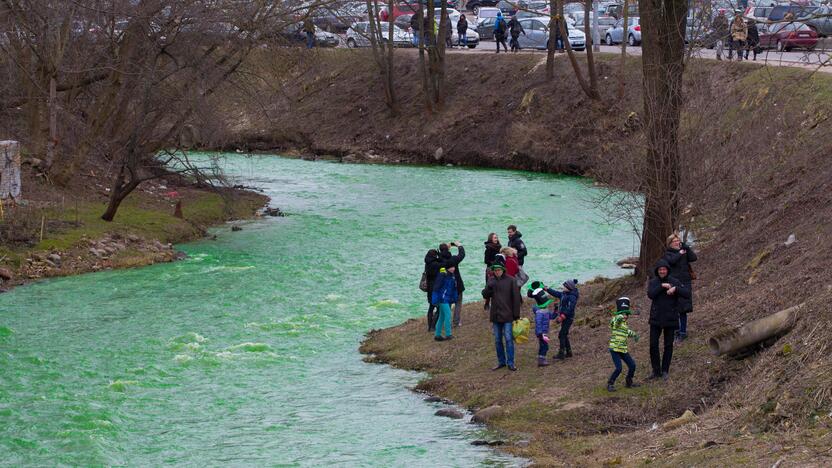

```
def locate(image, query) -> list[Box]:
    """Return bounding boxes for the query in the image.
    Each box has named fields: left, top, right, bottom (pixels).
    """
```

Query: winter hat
left=490, top=263, right=506, bottom=271
left=528, top=283, right=554, bottom=308
left=615, top=297, right=632, bottom=315
left=493, top=253, right=506, bottom=266
left=562, top=279, right=578, bottom=291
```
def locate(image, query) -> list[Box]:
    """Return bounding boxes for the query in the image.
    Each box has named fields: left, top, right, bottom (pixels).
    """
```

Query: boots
left=556, top=349, right=565, bottom=360
left=607, top=383, right=616, bottom=392
left=537, top=356, right=550, bottom=367
left=565, top=347, right=573, bottom=358
left=625, top=379, right=640, bottom=388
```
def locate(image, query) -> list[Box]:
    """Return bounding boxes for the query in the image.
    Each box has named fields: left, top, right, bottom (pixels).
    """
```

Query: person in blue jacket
left=431, top=266, right=458, bottom=341
left=545, top=279, right=579, bottom=360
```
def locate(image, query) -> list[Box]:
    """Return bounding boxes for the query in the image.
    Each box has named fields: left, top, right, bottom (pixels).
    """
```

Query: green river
left=0, top=155, right=637, bottom=466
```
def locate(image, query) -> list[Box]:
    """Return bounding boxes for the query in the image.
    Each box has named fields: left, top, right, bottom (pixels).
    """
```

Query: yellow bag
left=512, top=318, right=530, bottom=344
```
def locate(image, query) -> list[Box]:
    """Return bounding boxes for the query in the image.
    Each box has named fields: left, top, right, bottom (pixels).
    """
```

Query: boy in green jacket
left=607, top=297, right=640, bottom=392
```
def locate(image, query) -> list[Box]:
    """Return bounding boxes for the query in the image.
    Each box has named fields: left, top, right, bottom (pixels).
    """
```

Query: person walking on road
left=432, top=266, right=458, bottom=341
left=439, top=242, right=466, bottom=327
left=744, top=18, right=759, bottom=61
left=508, top=14, right=526, bottom=52
left=711, top=9, right=729, bottom=60
left=553, top=14, right=568, bottom=52
left=303, top=17, right=316, bottom=49
left=424, top=249, right=442, bottom=331
left=647, top=259, right=690, bottom=381
left=494, top=12, right=508, bottom=53
left=457, top=13, right=469, bottom=48
left=507, top=225, right=527, bottom=266
left=729, top=12, right=747, bottom=61
left=482, top=263, right=521, bottom=371
left=483, top=233, right=502, bottom=310
left=662, top=234, right=697, bottom=342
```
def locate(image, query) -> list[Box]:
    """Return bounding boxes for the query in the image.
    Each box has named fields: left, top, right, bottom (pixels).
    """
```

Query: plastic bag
left=512, top=318, right=530, bottom=344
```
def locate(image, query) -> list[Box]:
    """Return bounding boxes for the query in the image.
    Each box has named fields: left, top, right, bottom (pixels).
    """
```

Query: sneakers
left=537, top=357, right=550, bottom=367
left=607, top=383, right=616, bottom=392
left=444, top=335, right=454, bottom=341
left=662, top=372, right=670, bottom=382
left=508, top=365, right=518, bottom=371
left=625, top=380, right=640, bottom=388
left=565, top=349, right=573, bottom=358
left=434, top=336, right=445, bottom=342
left=647, top=372, right=662, bottom=381
left=555, top=350, right=566, bottom=360
left=491, top=364, right=506, bottom=371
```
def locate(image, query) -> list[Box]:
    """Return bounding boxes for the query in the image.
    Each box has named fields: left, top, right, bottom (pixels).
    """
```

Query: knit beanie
left=615, top=297, right=632, bottom=315
left=563, top=279, right=578, bottom=291
left=528, top=284, right=554, bottom=308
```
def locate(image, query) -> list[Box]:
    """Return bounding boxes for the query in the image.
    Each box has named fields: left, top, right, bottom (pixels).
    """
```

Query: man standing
left=457, top=14, right=469, bottom=49
left=507, top=14, right=526, bottom=52
left=303, top=16, right=316, bottom=49
left=482, top=263, right=521, bottom=371
left=439, top=241, right=466, bottom=327
left=647, top=259, right=690, bottom=381
left=711, top=9, right=729, bottom=60
left=507, top=225, right=527, bottom=266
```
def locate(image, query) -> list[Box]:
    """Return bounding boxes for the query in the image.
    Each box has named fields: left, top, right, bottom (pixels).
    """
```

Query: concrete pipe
left=708, top=303, right=804, bottom=356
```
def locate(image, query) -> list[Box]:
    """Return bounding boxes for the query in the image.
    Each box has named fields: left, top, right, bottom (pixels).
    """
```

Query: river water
left=0, top=155, right=637, bottom=466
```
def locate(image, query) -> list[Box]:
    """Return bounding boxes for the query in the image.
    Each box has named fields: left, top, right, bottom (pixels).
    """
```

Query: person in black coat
left=439, top=242, right=466, bottom=327
left=424, top=249, right=442, bottom=331
left=483, top=233, right=502, bottom=310
left=647, top=258, right=690, bottom=381
left=482, top=263, right=521, bottom=371
left=744, top=18, right=759, bottom=61
left=662, top=234, right=698, bottom=341
left=507, top=225, right=527, bottom=266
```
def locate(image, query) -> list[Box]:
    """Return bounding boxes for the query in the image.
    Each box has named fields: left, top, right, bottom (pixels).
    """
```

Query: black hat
left=615, top=297, right=631, bottom=315
left=528, top=283, right=554, bottom=308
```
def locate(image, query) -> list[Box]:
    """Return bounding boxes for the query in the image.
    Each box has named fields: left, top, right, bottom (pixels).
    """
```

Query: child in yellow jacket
left=608, top=297, right=640, bottom=392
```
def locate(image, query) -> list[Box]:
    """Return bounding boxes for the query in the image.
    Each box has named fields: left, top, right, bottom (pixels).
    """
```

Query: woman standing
left=729, top=13, right=747, bottom=61
left=662, top=233, right=697, bottom=341
left=499, top=247, right=519, bottom=278
left=745, top=18, right=759, bottom=61
left=424, top=249, right=442, bottom=332
left=647, top=259, right=689, bottom=381
left=483, top=233, right=502, bottom=310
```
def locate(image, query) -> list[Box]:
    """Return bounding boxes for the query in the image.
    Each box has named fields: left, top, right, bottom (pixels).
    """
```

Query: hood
left=510, top=231, right=522, bottom=239
left=484, top=240, right=502, bottom=250
left=654, top=259, right=671, bottom=278
left=425, top=252, right=440, bottom=264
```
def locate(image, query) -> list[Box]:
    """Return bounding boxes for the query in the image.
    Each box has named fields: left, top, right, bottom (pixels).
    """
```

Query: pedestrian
left=545, top=279, right=579, bottom=360
left=499, top=246, right=519, bottom=278
left=303, top=17, right=316, bottom=49
left=442, top=10, right=453, bottom=48
left=528, top=281, right=557, bottom=367
left=507, top=14, right=526, bottom=52
left=411, top=10, right=423, bottom=47
left=482, top=263, right=521, bottom=371
left=457, top=13, right=469, bottom=48
left=607, top=297, right=640, bottom=392
left=424, top=248, right=442, bottom=331
left=662, top=233, right=697, bottom=342
left=745, top=18, right=759, bottom=61
left=647, top=259, right=690, bottom=381
left=431, top=266, right=458, bottom=341
left=494, top=12, right=508, bottom=53
left=439, top=242, right=466, bottom=327
left=553, top=14, right=568, bottom=52
left=506, top=224, right=527, bottom=266
left=424, top=12, right=433, bottom=47
left=483, top=233, right=502, bottom=310
left=729, top=12, right=747, bottom=61
left=711, top=9, right=729, bottom=60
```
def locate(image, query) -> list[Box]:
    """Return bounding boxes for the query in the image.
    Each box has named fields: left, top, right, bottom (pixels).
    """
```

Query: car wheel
left=606, top=34, right=613, bottom=45
left=628, top=34, right=636, bottom=46
left=574, top=47, right=585, bottom=52
left=347, top=38, right=356, bottom=48
left=468, top=44, right=477, bottom=48
left=776, top=39, right=784, bottom=52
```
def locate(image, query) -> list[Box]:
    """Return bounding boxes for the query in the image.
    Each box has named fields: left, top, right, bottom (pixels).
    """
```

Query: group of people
left=711, top=9, right=761, bottom=61
left=409, top=10, right=471, bottom=48
left=422, top=226, right=698, bottom=390
left=492, top=11, right=570, bottom=54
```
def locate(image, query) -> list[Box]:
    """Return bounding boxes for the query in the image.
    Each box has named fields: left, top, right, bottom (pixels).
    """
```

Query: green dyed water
left=0, top=155, right=637, bottom=466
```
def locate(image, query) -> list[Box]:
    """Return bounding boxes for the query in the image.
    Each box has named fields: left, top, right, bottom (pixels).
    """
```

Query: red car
left=757, top=22, right=818, bottom=52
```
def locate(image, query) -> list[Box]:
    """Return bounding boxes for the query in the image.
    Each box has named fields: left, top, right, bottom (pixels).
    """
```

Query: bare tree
left=365, top=0, right=399, bottom=115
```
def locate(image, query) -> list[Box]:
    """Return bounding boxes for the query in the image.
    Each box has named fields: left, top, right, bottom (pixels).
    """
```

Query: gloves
left=633, top=333, right=640, bottom=343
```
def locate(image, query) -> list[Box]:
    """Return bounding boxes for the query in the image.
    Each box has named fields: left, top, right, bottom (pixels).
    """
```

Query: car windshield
left=478, top=9, right=500, bottom=18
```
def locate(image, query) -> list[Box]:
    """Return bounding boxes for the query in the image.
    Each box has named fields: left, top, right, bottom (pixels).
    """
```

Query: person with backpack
left=493, top=12, right=508, bottom=53
left=507, top=14, right=526, bottom=52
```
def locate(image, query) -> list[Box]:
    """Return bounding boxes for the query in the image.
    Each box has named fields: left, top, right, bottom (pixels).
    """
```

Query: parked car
left=767, top=4, right=818, bottom=22
left=604, top=16, right=640, bottom=46
left=346, top=21, right=412, bottom=47
left=497, top=0, right=519, bottom=16
left=467, top=0, right=500, bottom=16
left=570, top=11, right=617, bottom=31
left=395, top=13, right=415, bottom=32
left=515, top=16, right=586, bottom=51
left=806, top=5, right=832, bottom=36
left=282, top=22, right=341, bottom=47
left=758, top=21, right=818, bottom=51
left=432, top=8, right=481, bottom=47
left=476, top=16, right=498, bottom=39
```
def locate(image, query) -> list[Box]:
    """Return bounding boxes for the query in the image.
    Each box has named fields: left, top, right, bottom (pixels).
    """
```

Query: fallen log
left=708, top=304, right=804, bottom=356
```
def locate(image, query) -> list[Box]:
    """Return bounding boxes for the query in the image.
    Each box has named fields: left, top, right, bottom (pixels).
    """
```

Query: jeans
left=510, top=34, right=520, bottom=51
left=493, top=322, right=514, bottom=366
left=305, top=31, right=314, bottom=49
left=678, top=312, right=688, bottom=338
left=495, top=34, right=507, bottom=52
left=427, top=291, right=437, bottom=330
left=537, top=334, right=549, bottom=358
left=459, top=34, right=467, bottom=47
left=435, top=303, right=452, bottom=338
left=555, top=37, right=564, bottom=50
left=609, top=350, right=636, bottom=385
left=650, top=325, right=675, bottom=375
left=730, top=39, right=745, bottom=60
left=412, top=33, right=421, bottom=47
left=453, top=292, right=463, bottom=326
left=558, top=315, right=573, bottom=352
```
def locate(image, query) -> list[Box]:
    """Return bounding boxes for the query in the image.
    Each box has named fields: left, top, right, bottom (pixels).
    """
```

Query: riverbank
left=0, top=169, right=268, bottom=291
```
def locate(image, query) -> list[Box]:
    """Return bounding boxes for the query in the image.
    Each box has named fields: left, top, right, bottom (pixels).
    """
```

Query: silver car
left=604, top=16, right=641, bottom=46
left=346, top=21, right=412, bottom=48
left=515, top=16, right=586, bottom=51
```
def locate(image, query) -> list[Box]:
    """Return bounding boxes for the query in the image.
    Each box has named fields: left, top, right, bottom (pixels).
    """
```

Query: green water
left=0, top=155, right=637, bottom=466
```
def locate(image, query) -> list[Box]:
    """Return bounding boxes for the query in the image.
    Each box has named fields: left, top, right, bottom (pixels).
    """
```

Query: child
left=527, top=282, right=557, bottom=367
left=545, top=279, right=579, bottom=360
left=607, top=297, right=640, bottom=392
left=431, top=266, right=458, bottom=342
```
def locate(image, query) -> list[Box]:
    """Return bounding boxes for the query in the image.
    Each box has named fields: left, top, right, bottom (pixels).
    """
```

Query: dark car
left=466, top=0, right=499, bottom=16
left=758, top=21, right=818, bottom=51
left=476, top=16, right=497, bottom=40
left=497, top=0, right=518, bottom=16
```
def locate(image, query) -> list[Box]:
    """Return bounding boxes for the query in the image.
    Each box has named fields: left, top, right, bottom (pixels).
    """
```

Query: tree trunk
left=546, top=0, right=557, bottom=79
left=583, top=0, right=599, bottom=95
left=556, top=1, right=596, bottom=99
left=617, top=0, right=630, bottom=100
left=636, top=0, right=688, bottom=278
